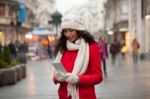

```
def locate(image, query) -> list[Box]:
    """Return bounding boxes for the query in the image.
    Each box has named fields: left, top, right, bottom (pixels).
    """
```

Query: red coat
left=53, top=43, right=103, bottom=99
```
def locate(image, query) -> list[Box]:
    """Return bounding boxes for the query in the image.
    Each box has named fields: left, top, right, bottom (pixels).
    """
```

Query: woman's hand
left=55, top=72, right=68, bottom=82
left=66, top=73, right=79, bottom=84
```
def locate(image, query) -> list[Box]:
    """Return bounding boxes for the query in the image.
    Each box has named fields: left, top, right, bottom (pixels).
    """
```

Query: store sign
left=18, top=4, right=26, bottom=23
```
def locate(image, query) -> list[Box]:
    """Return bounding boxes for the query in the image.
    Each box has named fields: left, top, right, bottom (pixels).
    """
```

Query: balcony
left=0, top=16, right=15, bottom=26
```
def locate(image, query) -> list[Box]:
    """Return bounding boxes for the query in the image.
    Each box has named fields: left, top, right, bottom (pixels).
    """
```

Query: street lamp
left=51, top=10, right=62, bottom=35
left=11, top=2, right=26, bottom=42
left=10, top=2, right=20, bottom=41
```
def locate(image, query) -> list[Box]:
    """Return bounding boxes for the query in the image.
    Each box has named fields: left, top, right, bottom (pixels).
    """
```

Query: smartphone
left=52, top=63, right=66, bottom=73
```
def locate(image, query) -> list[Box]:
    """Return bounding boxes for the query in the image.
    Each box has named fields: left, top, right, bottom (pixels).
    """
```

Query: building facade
left=104, top=0, right=150, bottom=56
left=128, top=0, right=150, bottom=56
left=0, top=0, right=33, bottom=45
left=0, top=0, right=56, bottom=46
left=104, top=0, right=129, bottom=48
left=141, top=0, right=150, bottom=54
left=20, top=0, right=56, bottom=28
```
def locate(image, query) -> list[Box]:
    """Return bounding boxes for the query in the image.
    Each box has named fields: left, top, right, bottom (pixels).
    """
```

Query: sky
left=56, top=0, right=88, bottom=15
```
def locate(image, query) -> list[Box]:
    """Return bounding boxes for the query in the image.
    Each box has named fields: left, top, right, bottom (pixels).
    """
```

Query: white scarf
left=54, top=39, right=89, bottom=99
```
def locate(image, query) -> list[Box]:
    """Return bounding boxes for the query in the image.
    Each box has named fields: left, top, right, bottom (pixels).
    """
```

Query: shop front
left=112, top=21, right=130, bottom=51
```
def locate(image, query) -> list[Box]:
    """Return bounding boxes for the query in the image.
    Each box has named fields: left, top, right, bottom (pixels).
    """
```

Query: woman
left=132, top=38, right=140, bottom=64
left=52, top=15, right=103, bottom=99
left=99, top=36, right=108, bottom=75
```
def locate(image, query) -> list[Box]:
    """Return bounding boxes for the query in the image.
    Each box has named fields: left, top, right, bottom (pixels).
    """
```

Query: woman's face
left=63, top=29, right=78, bottom=42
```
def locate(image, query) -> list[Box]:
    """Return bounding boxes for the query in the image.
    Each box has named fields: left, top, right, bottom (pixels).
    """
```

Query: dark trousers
left=102, top=58, right=107, bottom=74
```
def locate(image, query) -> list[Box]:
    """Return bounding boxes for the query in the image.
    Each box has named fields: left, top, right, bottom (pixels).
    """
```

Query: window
left=121, top=3, right=128, bottom=14
left=0, top=3, right=5, bottom=16
left=8, top=4, right=14, bottom=16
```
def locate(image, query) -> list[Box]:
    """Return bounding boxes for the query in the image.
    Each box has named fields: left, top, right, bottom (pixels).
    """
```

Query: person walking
left=99, top=36, right=108, bottom=75
left=52, top=14, right=103, bottom=99
left=0, top=42, right=3, bottom=54
left=132, top=38, right=140, bottom=64
left=8, top=42, right=17, bottom=60
left=121, top=43, right=128, bottom=59
left=47, top=42, right=53, bottom=58
left=109, top=37, right=121, bottom=65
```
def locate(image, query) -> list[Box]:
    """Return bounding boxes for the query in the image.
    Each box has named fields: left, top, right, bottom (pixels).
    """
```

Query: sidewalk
left=0, top=59, right=59, bottom=99
left=0, top=56, right=150, bottom=99
left=96, top=55, right=150, bottom=99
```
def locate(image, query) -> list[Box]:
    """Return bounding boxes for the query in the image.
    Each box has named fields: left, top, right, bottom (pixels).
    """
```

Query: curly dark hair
left=55, top=30, right=96, bottom=55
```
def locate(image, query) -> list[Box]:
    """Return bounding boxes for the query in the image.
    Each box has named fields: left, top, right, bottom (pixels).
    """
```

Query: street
left=0, top=55, right=150, bottom=99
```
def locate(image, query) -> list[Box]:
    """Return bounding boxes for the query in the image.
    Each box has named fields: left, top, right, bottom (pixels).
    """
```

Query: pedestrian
left=109, top=37, right=121, bottom=65
left=52, top=14, right=103, bottom=99
left=18, top=42, right=28, bottom=63
left=132, top=38, right=140, bottom=64
left=47, top=42, right=53, bottom=58
left=8, top=42, right=17, bottom=60
left=121, top=42, right=128, bottom=59
left=0, top=41, right=3, bottom=54
left=99, top=36, right=108, bottom=75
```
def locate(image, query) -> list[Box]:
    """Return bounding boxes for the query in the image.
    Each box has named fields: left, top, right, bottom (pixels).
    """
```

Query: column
left=136, top=0, right=143, bottom=54
left=145, top=16, right=150, bottom=53
left=128, top=0, right=132, bottom=52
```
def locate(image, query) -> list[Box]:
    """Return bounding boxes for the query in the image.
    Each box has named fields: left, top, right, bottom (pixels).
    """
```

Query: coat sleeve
left=53, top=73, right=59, bottom=84
left=53, top=73, right=65, bottom=84
left=79, top=43, right=103, bottom=86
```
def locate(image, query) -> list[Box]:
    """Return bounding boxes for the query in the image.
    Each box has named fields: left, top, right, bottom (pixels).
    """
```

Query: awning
left=28, top=26, right=55, bottom=35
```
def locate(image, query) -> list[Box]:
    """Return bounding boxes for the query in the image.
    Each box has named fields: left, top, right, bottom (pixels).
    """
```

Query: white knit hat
left=61, top=14, right=86, bottom=31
